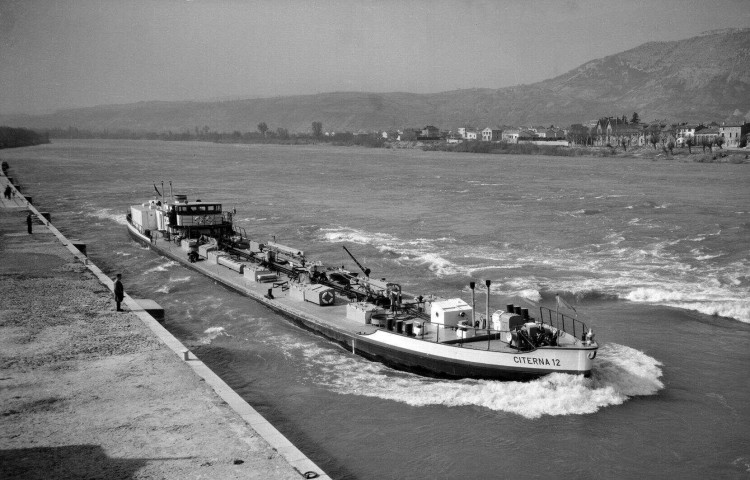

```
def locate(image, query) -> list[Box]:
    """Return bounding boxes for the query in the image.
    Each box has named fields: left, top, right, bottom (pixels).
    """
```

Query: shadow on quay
left=0, top=444, right=191, bottom=480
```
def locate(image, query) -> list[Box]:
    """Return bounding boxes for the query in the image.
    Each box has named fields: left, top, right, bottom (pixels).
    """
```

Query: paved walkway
left=0, top=169, right=329, bottom=479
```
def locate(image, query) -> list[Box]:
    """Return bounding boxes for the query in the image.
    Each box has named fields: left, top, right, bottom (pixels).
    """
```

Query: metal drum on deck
left=404, top=322, right=413, bottom=336
left=371, top=314, right=386, bottom=327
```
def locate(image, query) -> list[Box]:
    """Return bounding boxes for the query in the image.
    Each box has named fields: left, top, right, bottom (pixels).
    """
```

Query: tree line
left=0, top=126, right=50, bottom=149
left=42, top=121, right=386, bottom=148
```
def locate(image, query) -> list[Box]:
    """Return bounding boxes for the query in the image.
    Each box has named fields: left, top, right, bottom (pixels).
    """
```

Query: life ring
left=321, top=291, right=334, bottom=305
left=588, top=351, right=597, bottom=359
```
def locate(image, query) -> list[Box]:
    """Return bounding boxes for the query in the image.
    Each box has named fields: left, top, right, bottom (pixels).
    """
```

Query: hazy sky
left=1, top=0, right=748, bottom=114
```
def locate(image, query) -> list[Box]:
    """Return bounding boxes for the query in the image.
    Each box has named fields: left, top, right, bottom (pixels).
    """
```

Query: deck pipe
left=469, top=282, right=476, bottom=328
left=485, top=279, right=491, bottom=332
left=485, top=279, right=492, bottom=349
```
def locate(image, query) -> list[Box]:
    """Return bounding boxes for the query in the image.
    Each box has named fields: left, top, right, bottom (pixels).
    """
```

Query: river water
left=4, top=139, right=749, bottom=479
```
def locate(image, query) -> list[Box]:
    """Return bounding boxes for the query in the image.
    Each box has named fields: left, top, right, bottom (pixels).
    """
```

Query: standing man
left=114, top=274, right=124, bottom=311
left=26, top=213, right=32, bottom=234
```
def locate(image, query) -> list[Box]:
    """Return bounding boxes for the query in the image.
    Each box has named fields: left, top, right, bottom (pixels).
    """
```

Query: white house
left=482, top=127, right=502, bottom=142
left=458, top=127, right=477, bottom=140
left=501, top=129, right=520, bottom=143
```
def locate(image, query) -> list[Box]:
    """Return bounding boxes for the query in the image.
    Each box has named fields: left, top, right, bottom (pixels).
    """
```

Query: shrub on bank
left=423, top=140, right=582, bottom=157
left=694, top=152, right=749, bottom=164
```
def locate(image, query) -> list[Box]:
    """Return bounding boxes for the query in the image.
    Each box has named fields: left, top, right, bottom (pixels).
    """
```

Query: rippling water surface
left=6, top=140, right=750, bottom=479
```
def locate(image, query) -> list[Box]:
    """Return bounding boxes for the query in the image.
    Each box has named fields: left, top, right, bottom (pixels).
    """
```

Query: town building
left=501, top=129, right=520, bottom=143
left=457, top=127, right=477, bottom=140
left=694, top=127, right=721, bottom=146
left=595, top=118, right=643, bottom=147
left=481, top=127, right=502, bottom=142
left=719, top=123, right=750, bottom=148
left=419, top=126, right=440, bottom=140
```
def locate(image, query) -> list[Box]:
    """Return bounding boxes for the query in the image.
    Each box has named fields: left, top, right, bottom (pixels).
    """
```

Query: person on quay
left=114, top=274, right=125, bottom=311
left=26, top=213, right=32, bottom=234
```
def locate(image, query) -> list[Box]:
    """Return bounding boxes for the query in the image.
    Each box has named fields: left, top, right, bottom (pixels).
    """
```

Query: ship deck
left=141, top=232, right=532, bottom=354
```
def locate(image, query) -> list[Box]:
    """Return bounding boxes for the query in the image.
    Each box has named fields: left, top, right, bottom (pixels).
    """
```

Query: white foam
left=664, top=300, right=750, bottom=324
left=516, top=289, right=543, bottom=303
left=692, top=248, right=722, bottom=261
left=143, top=261, right=178, bottom=275
left=87, top=208, right=127, bottom=226
left=626, top=287, right=696, bottom=303
left=321, top=226, right=466, bottom=278
left=200, top=326, right=229, bottom=344
left=298, top=342, right=662, bottom=419
left=321, top=226, right=397, bottom=246
left=318, top=226, right=750, bottom=323
left=152, top=273, right=192, bottom=294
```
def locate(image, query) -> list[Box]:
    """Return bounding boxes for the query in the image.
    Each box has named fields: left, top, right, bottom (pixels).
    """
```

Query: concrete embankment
left=0, top=169, right=329, bottom=479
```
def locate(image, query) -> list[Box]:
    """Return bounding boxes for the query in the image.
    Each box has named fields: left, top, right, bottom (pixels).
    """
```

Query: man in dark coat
left=114, top=274, right=124, bottom=311
left=26, top=213, right=32, bottom=234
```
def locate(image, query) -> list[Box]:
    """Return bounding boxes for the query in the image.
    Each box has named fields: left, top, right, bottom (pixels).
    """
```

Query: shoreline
left=0, top=169, right=329, bottom=479
left=31, top=135, right=750, bottom=163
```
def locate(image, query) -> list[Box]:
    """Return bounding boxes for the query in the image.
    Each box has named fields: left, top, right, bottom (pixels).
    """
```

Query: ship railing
left=233, top=225, right=247, bottom=240
left=426, top=326, right=534, bottom=352
left=395, top=315, right=527, bottom=352
left=538, top=306, right=588, bottom=340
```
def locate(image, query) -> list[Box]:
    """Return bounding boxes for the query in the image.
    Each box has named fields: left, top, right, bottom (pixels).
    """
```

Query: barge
left=126, top=192, right=598, bottom=380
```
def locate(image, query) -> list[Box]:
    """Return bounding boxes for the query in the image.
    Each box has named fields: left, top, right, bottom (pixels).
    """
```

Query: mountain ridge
left=2, top=28, right=748, bottom=133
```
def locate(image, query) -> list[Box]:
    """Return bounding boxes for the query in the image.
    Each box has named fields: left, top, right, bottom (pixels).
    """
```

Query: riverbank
left=420, top=140, right=750, bottom=162
left=0, top=173, right=327, bottom=479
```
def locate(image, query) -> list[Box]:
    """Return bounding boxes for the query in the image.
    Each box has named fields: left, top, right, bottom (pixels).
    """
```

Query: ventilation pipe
left=485, top=280, right=491, bottom=332
left=470, top=281, right=476, bottom=328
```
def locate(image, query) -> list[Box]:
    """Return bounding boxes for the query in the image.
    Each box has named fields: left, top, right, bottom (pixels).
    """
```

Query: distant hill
left=2, top=28, right=748, bottom=133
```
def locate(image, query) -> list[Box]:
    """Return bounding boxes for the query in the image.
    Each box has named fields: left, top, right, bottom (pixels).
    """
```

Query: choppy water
left=5, top=139, right=750, bottom=479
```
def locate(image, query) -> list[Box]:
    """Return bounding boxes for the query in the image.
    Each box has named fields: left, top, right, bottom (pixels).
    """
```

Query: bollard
left=183, top=350, right=190, bottom=361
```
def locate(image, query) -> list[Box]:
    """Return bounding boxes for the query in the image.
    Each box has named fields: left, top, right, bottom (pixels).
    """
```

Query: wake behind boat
left=126, top=191, right=598, bottom=380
